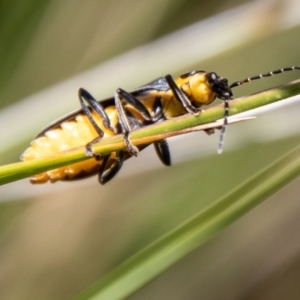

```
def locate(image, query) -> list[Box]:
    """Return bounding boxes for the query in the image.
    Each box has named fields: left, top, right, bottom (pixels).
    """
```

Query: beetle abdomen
left=21, top=109, right=117, bottom=183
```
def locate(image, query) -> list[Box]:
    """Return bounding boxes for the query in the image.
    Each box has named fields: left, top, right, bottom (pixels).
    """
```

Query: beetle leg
left=151, top=96, right=165, bottom=121
left=204, top=128, right=215, bottom=135
left=98, top=151, right=124, bottom=184
left=114, top=88, right=152, bottom=157
left=151, top=97, right=172, bottom=165
left=116, top=88, right=152, bottom=121
left=79, top=88, right=115, bottom=134
left=85, top=141, right=103, bottom=161
left=79, top=88, right=117, bottom=160
left=154, top=140, right=171, bottom=166
left=165, top=74, right=200, bottom=115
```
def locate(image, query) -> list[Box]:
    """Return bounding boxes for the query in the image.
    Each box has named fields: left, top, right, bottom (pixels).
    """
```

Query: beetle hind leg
left=98, top=151, right=125, bottom=184
left=79, top=88, right=116, bottom=161
left=85, top=141, right=103, bottom=161
left=79, top=88, right=114, bottom=133
left=123, top=132, right=139, bottom=157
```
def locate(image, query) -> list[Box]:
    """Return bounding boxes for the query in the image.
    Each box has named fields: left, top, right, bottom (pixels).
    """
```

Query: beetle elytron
left=21, top=66, right=300, bottom=184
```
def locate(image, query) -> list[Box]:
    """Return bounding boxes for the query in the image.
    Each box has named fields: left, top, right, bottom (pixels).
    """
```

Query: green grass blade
left=73, top=135, right=300, bottom=300
left=0, top=79, right=300, bottom=185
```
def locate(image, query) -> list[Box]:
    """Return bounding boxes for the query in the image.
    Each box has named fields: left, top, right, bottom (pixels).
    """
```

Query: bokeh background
left=1, top=0, right=300, bottom=299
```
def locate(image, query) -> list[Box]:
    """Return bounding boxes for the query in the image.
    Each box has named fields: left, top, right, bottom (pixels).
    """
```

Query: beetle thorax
left=181, top=73, right=216, bottom=106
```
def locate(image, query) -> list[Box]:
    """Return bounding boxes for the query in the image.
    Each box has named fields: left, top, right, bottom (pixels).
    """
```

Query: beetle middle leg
left=98, top=151, right=125, bottom=184
left=114, top=88, right=153, bottom=157
left=154, top=140, right=171, bottom=166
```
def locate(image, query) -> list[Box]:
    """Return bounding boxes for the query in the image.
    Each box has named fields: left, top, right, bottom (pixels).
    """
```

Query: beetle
left=21, top=66, right=300, bottom=184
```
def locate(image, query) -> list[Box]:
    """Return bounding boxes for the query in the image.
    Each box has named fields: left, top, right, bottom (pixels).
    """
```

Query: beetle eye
left=206, top=72, right=219, bottom=85
left=210, top=72, right=217, bottom=80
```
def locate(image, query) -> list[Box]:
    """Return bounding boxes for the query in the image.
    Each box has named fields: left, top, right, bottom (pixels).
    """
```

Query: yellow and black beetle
left=21, top=66, right=300, bottom=184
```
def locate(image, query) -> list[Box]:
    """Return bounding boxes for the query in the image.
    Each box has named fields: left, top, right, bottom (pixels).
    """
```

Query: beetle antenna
left=219, top=65, right=300, bottom=154
left=230, top=66, right=300, bottom=88
left=217, top=97, right=230, bottom=154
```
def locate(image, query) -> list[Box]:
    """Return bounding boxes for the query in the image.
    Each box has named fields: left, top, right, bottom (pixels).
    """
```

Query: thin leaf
left=72, top=121, right=300, bottom=300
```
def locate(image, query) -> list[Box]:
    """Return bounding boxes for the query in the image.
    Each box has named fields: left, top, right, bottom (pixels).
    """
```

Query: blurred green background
left=1, top=0, right=300, bottom=299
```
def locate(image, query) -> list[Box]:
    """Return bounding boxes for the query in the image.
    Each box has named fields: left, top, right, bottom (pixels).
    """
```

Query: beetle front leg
left=165, top=74, right=200, bottom=115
